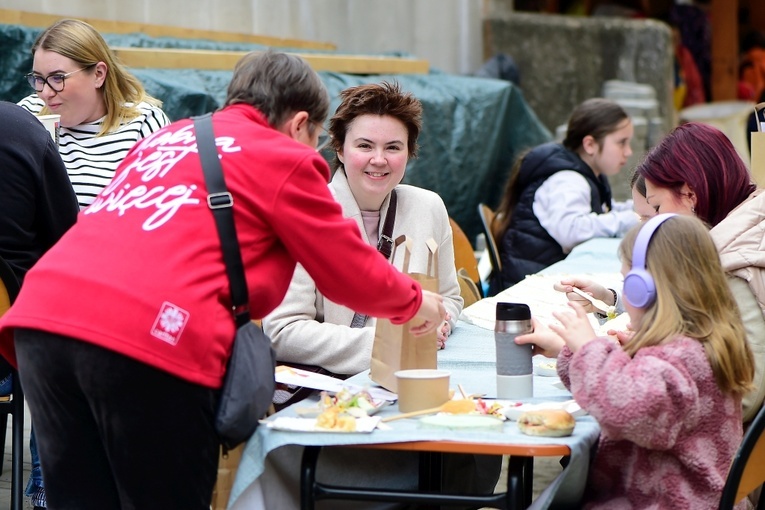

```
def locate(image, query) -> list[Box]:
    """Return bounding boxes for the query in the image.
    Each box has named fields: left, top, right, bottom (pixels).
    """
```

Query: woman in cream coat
left=264, top=83, right=462, bottom=376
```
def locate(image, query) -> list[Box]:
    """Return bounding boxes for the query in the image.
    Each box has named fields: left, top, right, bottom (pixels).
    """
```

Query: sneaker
left=30, top=486, right=46, bottom=508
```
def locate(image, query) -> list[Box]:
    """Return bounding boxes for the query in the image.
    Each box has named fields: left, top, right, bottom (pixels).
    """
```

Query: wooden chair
left=0, top=256, right=24, bottom=510
left=456, top=269, right=481, bottom=308
left=719, top=404, right=765, bottom=509
left=477, top=203, right=504, bottom=296
left=449, top=218, right=483, bottom=298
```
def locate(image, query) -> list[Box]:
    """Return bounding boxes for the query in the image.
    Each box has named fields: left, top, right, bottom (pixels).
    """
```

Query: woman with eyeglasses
left=18, top=18, right=170, bottom=209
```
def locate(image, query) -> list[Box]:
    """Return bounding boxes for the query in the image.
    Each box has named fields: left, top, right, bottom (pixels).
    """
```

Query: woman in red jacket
left=0, top=50, right=445, bottom=510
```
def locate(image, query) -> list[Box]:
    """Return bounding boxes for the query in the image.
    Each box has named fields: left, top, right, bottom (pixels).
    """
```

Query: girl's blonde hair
left=31, top=19, right=162, bottom=136
left=619, top=215, right=754, bottom=395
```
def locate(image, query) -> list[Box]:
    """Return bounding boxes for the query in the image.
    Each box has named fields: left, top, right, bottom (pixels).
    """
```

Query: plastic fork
left=571, top=287, right=615, bottom=316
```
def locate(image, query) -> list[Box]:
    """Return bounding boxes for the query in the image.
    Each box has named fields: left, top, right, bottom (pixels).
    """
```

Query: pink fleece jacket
left=558, top=336, right=746, bottom=510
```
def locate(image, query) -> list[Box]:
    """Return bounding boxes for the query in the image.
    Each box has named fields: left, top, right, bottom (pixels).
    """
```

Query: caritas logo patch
left=151, top=302, right=190, bottom=345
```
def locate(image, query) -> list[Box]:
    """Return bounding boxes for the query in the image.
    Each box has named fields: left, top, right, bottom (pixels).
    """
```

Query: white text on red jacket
left=84, top=124, right=242, bottom=231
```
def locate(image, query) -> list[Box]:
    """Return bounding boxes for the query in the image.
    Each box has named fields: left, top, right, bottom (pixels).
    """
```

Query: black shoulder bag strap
left=376, top=189, right=398, bottom=260
left=349, top=189, right=397, bottom=328
left=193, top=113, right=250, bottom=327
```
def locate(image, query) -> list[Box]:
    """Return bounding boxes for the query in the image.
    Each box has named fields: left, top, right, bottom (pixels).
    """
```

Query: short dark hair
left=328, top=81, right=422, bottom=169
left=225, top=50, right=330, bottom=129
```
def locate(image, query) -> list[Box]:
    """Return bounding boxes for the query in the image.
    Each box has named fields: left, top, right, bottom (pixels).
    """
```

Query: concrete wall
left=2, top=0, right=485, bottom=75
left=483, top=12, right=675, bottom=200
left=483, top=12, right=674, bottom=135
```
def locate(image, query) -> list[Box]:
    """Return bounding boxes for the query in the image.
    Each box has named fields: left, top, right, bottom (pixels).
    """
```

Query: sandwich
left=517, top=409, right=575, bottom=437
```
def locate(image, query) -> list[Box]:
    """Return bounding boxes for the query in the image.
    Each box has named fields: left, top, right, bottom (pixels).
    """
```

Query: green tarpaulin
left=0, top=23, right=551, bottom=242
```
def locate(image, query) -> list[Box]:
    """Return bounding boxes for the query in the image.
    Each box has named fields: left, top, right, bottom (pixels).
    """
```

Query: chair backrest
left=719, top=404, right=765, bottom=509
left=0, top=257, right=20, bottom=317
left=477, top=203, right=505, bottom=297
left=449, top=217, right=481, bottom=295
left=477, top=204, right=501, bottom=273
left=456, top=268, right=481, bottom=308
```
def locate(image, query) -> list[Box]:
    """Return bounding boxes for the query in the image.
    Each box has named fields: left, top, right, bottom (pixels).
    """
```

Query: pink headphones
left=623, top=213, right=678, bottom=308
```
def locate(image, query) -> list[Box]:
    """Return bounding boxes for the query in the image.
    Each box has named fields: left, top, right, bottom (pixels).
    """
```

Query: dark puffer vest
left=495, top=142, right=612, bottom=292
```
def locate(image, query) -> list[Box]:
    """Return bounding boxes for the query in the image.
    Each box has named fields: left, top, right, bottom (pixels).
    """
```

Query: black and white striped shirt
left=18, top=95, right=170, bottom=208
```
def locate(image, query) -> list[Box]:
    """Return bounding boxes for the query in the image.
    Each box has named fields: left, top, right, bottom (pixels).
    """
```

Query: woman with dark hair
left=489, top=97, right=638, bottom=294
left=536, top=122, right=765, bottom=423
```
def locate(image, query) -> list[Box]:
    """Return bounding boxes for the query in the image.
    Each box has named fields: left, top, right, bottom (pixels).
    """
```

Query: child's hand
left=610, top=328, right=634, bottom=347
left=514, top=317, right=564, bottom=358
left=550, top=302, right=597, bottom=353
left=554, top=277, right=611, bottom=315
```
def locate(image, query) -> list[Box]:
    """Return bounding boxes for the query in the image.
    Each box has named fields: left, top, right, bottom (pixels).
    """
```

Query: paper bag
left=370, top=236, right=439, bottom=392
left=751, top=102, right=765, bottom=186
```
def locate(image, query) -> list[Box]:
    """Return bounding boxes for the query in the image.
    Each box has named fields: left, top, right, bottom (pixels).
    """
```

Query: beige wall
left=2, top=0, right=484, bottom=74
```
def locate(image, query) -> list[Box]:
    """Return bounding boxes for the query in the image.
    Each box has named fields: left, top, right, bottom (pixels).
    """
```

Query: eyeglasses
left=312, top=122, right=331, bottom=153
left=25, top=64, right=95, bottom=93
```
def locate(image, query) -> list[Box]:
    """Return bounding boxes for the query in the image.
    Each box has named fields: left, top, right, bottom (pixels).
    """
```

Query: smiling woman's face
left=338, top=114, right=409, bottom=211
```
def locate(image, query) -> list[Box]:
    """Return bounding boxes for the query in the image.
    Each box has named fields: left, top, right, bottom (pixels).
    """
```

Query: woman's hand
left=554, top=277, right=612, bottom=315
left=410, top=290, right=446, bottom=336
left=550, top=302, right=597, bottom=353
left=436, top=313, right=452, bottom=349
left=514, top=317, right=564, bottom=358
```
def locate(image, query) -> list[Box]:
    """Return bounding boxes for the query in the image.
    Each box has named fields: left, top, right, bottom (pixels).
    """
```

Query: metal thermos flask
left=494, top=302, right=533, bottom=399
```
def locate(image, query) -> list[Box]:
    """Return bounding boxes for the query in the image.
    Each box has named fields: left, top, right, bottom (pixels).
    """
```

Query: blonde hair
left=619, top=215, right=754, bottom=395
left=32, top=19, right=162, bottom=136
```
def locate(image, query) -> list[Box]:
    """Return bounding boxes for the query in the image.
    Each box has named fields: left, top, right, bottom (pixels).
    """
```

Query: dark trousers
left=15, top=329, right=220, bottom=510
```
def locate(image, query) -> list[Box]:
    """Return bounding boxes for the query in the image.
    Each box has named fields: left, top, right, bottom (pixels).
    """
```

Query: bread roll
left=517, top=409, right=575, bottom=437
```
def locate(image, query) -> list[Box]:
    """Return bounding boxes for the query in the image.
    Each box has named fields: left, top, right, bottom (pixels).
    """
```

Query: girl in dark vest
left=489, top=98, right=638, bottom=294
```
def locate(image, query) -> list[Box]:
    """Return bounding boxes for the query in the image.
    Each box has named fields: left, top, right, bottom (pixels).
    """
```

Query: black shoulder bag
left=193, top=114, right=276, bottom=450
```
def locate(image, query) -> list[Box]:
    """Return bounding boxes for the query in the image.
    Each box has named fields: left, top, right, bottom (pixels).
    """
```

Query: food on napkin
left=517, top=409, right=575, bottom=437
left=316, top=408, right=357, bottom=432
left=312, top=388, right=388, bottom=430
left=443, top=398, right=511, bottom=420
left=320, top=388, right=379, bottom=417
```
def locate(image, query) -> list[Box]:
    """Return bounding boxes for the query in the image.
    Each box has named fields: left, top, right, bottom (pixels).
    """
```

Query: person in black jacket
left=489, top=98, right=638, bottom=294
left=0, top=101, right=78, bottom=509
left=0, top=102, right=78, bottom=281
